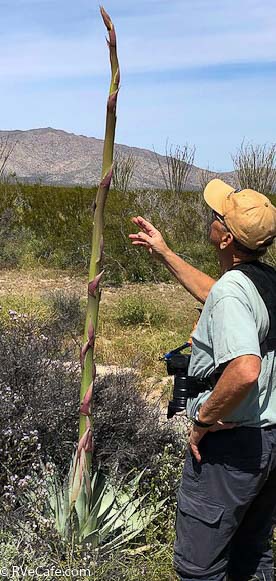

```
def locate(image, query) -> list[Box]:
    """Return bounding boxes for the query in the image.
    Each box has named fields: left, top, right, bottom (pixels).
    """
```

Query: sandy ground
left=0, top=269, right=87, bottom=297
left=0, top=268, right=198, bottom=313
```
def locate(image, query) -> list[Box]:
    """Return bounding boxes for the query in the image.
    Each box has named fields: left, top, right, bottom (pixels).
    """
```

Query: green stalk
left=77, top=6, right=120, bottom=473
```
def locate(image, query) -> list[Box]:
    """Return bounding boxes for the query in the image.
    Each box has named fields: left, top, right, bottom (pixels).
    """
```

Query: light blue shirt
left=186, top=270, right=276, bottom=427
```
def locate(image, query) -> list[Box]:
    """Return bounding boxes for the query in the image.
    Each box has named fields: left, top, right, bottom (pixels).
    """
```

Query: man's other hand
left=189, top=421, right=236, bottom=463
left=189, top=425, right=209, bottom=463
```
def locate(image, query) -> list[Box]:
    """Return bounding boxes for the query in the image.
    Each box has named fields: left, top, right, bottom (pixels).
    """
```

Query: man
left=129, top=179, right=276, bottom=581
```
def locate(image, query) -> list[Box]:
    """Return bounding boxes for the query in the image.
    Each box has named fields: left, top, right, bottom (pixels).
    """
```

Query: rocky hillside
left=1, top=127, right=236, bottom=190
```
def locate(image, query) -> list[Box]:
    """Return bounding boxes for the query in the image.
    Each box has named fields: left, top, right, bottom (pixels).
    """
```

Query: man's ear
left=220, top=230, right=233, bottom=250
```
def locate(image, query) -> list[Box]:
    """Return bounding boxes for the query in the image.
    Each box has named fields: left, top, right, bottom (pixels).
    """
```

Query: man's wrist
left=192, top=408, right=214, bottom=428
left=160, top=246, right=174, bottom=264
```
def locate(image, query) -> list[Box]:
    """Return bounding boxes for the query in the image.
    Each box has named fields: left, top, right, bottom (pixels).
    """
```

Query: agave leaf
left=62, top=481, right=70, bottom=518
left=125, top=469, right=146, bottom=489
left=104, top=533, right=142, bottom=554
left=99, top=498, right=166, bottom=555
left=55, top=478, right=63, bottom=533
left=45, top=472, right=64, bottom=534
left=70, top=457, right=81, bottom=504
left=68, top=451, right=78, bottom=494
left=44, top=457, right=166, bottom=555
left=90, top=469, right=107, bottom=507
left=98, top=528, right=141, bottom=555
left=112, top=469, right=146, bottom=507
left=95, top=492, right=118, bottom=530
left=82, top=484, right=122, bottom=537
left=45, top=473, right=57, bottom=509
left=83, top=471, right=151, bottom=543
left=104, top=494, right=149, bottom=534
left=96, top=484, right=116, bottom=517
left=75, top=475, right=90, bottom=532
left=89, top=467, right=98, bottom=501
left=83, top=498, right=128, bottom=544
left=71, top=504, right=82, bottom=542
left=82, top=528, right=101, bottom=549
left=61, top=483, right=71, bottom=539
left=80, top=483, right=114, bottom=539
left=94, top=496, right=135, bottom=542
left=126, top=499, right=166, bottom=533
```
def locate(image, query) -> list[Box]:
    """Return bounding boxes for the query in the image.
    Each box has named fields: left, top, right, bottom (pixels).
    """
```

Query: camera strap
left=230, top=261, right=276, bottom=356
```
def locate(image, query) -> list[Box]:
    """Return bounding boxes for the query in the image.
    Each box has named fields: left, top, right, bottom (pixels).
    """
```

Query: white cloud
left=0, top=0, right=275, bottom=170
left=0, top=0, right=275, bottom=80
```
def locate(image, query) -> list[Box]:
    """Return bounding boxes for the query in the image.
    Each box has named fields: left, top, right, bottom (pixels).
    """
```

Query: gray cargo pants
left=174, top=426, right=276, bottom=581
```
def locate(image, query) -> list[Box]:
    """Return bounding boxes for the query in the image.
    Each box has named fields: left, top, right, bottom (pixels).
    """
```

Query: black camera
left=164, top=345, right=212, bottom=419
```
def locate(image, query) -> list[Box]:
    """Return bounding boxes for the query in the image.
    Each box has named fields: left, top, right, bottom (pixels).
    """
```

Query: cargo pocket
left=175, top=488, right=225, bottom=570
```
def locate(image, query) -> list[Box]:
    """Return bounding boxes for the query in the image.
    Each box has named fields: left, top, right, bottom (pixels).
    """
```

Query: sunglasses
left=212, top=210, right=225, bottom=225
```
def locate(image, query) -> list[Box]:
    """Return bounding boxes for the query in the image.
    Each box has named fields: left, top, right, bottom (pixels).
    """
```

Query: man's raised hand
left=129, top=216, right=169, bottom=259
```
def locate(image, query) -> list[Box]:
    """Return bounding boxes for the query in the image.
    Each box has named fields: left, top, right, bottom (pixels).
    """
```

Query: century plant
left=77, top=5, right=120, bottom=482
left=44, top=7, right=163, bottom=550
left=48, top=3, right=119, bottom=525
left=44, top=465, right=165, bottom=552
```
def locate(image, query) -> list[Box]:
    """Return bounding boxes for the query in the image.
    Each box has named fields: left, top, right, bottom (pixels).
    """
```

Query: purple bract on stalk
left=88, top=271, right=104, bottom=298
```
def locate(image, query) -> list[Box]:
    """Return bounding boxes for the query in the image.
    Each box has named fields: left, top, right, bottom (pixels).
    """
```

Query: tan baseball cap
left=204, top=178, right=276, bottom=250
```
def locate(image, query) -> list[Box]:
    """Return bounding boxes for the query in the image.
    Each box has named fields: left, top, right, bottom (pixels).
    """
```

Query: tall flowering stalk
left=72, top=6, right=120, bottom=500
left=44, top=10, right=165, bottom=546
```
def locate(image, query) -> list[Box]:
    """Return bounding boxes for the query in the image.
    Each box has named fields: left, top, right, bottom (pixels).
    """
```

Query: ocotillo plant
left=73, top=6, right=120, bottom=497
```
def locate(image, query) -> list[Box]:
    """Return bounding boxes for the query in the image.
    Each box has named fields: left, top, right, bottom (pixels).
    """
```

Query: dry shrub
left=0, top=313, right=186, bottom=501
left=93, top=372, right=186, bottom=484
left=116, top=295, right=168, bottom=327
left=0, top=315, right=80, bottom=496
left=232, top=141, right=276, bottom=193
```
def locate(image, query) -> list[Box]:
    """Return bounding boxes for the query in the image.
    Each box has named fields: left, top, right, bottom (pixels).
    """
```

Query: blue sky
left=0, top=0, right=276, bottom=170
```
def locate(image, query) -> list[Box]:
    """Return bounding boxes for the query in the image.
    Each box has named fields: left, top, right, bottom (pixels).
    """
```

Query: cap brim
left=204, top=179, right=235, bottom=216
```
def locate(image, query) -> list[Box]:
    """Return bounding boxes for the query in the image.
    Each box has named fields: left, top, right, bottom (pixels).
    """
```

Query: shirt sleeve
left=210, top=295, right=261, bottom=370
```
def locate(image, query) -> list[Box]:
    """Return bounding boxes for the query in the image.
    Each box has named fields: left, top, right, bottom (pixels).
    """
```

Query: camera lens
left=167, top=375, right=189, bottom=418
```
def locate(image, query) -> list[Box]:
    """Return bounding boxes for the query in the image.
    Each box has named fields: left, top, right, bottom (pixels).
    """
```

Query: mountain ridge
left=1, top=127, right=236, bottom=190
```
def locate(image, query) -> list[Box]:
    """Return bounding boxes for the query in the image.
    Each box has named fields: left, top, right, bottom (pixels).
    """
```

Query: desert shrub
left=180, top=242, right=220, bottom=279
left=154, top=141, right=195, bottom=194
left=0, top=182, right=190, bottom=276
left=0, top=315, right=80, bottom=495
left=0, top=528, right=51, bottom=571
left=0, top=312, right=186, bottom=497
left=0, top=182, right=32, bottom=268
left=0, top=295, right=52, bottom=324
left=103, top=190, right=169, bottom=283
left=112, top=149, right=136, bottom=193
left=0, top=315, right=187, bottom=579
left=116, top=294, right=168, bottom=327
left=93, top=372, right=186, bottom=486
left=232, top=141, right=276, bottom=193
left=0, top=182, right=93, bottom=269
left=45, top=290, right=83, bottom=335
left=0, top=508, right=88, bottom=573
left=18, top=183, right=94, bottom=243
left=0, top=208, right=29, bottom=269
left=0, top=517, right=177, bottom=581
left=2, top=181, right=268, bottom=279
left=92, top=548, right=177, bottom=581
